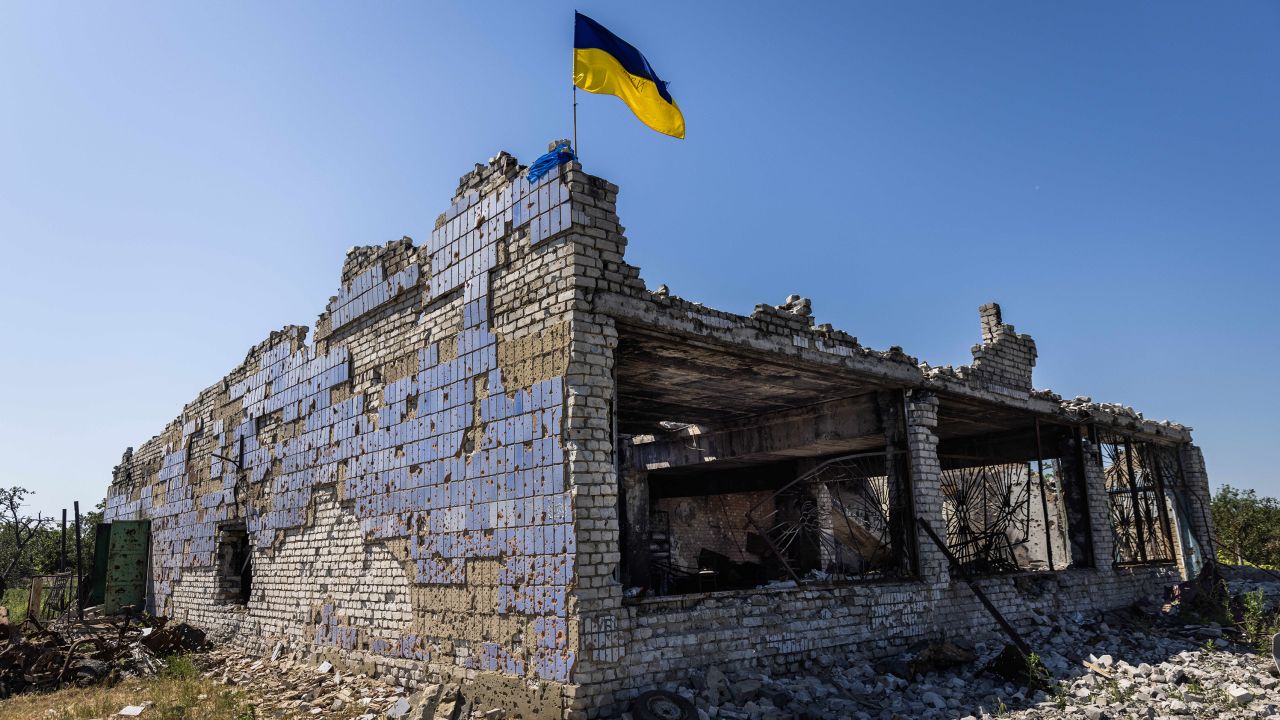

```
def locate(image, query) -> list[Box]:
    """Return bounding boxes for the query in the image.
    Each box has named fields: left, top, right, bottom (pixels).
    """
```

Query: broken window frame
left=743, top=448, right=917, bottom=586
left=214, top=521, right=252, bottom=605
left=935, top=418, right=1087, bottom=575
left=938, top=460, right=1035, bottom=575
left=1095, top=429, right=1178, bottom=566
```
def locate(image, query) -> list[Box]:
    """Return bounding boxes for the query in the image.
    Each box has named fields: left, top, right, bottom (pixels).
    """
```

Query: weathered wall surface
left=105, top=150, right=586, bottom=715
left=653, top=492, right=772, bottom=571
left=101, top=146, right=1218, bottom=719
left=550, top=167, right=1216, bottom=718
left=611, top=565, right=1176, bottom=694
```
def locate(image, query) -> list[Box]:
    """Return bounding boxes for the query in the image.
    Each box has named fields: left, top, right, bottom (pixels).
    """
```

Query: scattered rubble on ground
left=199, top=643, right=513, bottom=719
left=204, top=645, right=415, bottom=719
left=621, top=571, right=1280, bottom=720
left=121, top=573, right=1280, bottom=720
left=6, top=569, right=1280, bottom=719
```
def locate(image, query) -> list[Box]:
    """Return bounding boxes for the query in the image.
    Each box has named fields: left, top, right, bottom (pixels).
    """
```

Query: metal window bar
left=1099, top=433, right=1175, bottom=564
left=938, top=462, right=1033, bottom=574
left=644, top=510, right=717, bottom=593
left=1137, top=444, right=1178, bottom=563
left=744, top=450, right=914, bottom=584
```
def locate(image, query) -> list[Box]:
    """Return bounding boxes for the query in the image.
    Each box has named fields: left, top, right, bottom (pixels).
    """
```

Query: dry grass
left=0, top=656, right=255, bottom=720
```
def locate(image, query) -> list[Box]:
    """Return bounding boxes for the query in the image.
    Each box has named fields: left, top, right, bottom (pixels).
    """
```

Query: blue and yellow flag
left=573, top=12, right=685, bottom=139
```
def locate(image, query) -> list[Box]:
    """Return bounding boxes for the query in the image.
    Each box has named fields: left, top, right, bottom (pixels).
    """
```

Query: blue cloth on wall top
left=527, top=142, right=575, bottom=183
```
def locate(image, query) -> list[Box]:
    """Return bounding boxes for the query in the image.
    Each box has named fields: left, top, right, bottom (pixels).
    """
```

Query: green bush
left=1, top=585, right=28, bottom=621
left=1212, top=485, right=1280, bottom=567
left=1240, top=589, right=1280, bottom=652
left=160, top=654, right=199, bottom=681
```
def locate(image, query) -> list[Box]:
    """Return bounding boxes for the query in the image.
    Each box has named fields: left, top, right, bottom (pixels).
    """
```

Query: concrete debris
left=777, top=294, right=812, bottom=317
left=86, top=644, right=527, bottom=720
left=206, top=645, right=442, bottom=719
left=629, top=602, right=1280, bottom=720
left=384, top=696, right=411, bottom=718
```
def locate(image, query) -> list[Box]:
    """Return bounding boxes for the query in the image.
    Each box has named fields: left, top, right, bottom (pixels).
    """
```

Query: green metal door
left=103, top=520, right=150, bottom=615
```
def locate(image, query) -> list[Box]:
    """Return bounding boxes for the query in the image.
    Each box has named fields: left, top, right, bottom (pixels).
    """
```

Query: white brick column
left=906, top=391, right=949, bottom=585
left=1080, top=437, right=1117, bottom=571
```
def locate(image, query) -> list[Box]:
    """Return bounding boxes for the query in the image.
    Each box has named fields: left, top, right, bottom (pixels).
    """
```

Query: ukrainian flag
left=573, top=12, right=685, bottom=139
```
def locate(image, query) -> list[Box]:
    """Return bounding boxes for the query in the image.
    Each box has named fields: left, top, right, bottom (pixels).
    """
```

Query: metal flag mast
left=572, top=16, right=579, bottom=159
left=572, top=10, right=580, bottom=156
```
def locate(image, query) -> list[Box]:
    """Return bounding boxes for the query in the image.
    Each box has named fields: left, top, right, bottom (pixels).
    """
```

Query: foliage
left=160, top=654, right=199, bottom=681
left=1023, top=652, right=1051, bottom=692
left=1211, top=485, right=1280, bottom=567
left=1240, top=589, right=1280, bottom=652
left=1, top=586, right=28, bottom=621
left=0, top=487, right=104, bottom=623
left=0, top=486, right=53, bottom=594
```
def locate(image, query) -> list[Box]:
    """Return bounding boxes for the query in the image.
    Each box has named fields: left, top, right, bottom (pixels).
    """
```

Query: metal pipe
left=73, top=501, right=83, bottom=621
left=916, top=516, right=1031, bottom=656
left=1122, top=439, right=1148, bottom=562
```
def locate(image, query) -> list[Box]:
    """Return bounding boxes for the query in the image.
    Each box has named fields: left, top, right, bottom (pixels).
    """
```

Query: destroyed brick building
left=103, top=145, right=1217, bottom=718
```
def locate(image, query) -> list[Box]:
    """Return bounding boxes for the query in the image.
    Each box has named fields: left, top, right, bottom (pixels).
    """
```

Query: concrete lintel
left=596, top=291, right=923, bottom=387
left=627, top=394, right=884, bottom=470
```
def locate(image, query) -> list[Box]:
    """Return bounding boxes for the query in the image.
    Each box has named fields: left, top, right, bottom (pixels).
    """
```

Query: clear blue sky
left=1, top=1, right=1277, bottom=517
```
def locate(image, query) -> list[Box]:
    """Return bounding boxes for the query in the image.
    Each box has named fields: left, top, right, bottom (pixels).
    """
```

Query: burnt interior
left=615, top=325, right=1120, bottom=597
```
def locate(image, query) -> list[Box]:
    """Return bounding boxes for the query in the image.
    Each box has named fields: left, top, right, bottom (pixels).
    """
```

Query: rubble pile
left=202, top=646, right=529, bottom=719
left=205, top=647, right=416, bottom=719
left=0, top=613, right=203, bottom=699
left=628, top=607, right=1280, bottom=720
left=6, top=571, right=1278, bottom=719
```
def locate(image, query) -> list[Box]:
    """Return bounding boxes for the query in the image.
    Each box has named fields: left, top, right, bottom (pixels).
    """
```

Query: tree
left=0, top=486, right=52, bottom=596
left=22, top=501, right=105, bottom=577
left=1211, top=485, right=1280, bottom=567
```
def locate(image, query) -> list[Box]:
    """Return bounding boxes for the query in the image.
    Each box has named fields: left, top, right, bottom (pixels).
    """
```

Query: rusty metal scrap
left=0, top=613, right=203, bottom=699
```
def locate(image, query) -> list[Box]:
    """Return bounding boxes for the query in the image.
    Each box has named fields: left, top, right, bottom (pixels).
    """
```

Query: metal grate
left=1099, top=434, right=1175, bottom=564
left=939, top=462, right=1032, bottom=574
left=746, top=450, right=914, bottom=583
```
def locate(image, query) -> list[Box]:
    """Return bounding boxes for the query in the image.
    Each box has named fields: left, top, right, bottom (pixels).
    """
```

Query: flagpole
left=573, top=84, right=578, bottom=156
